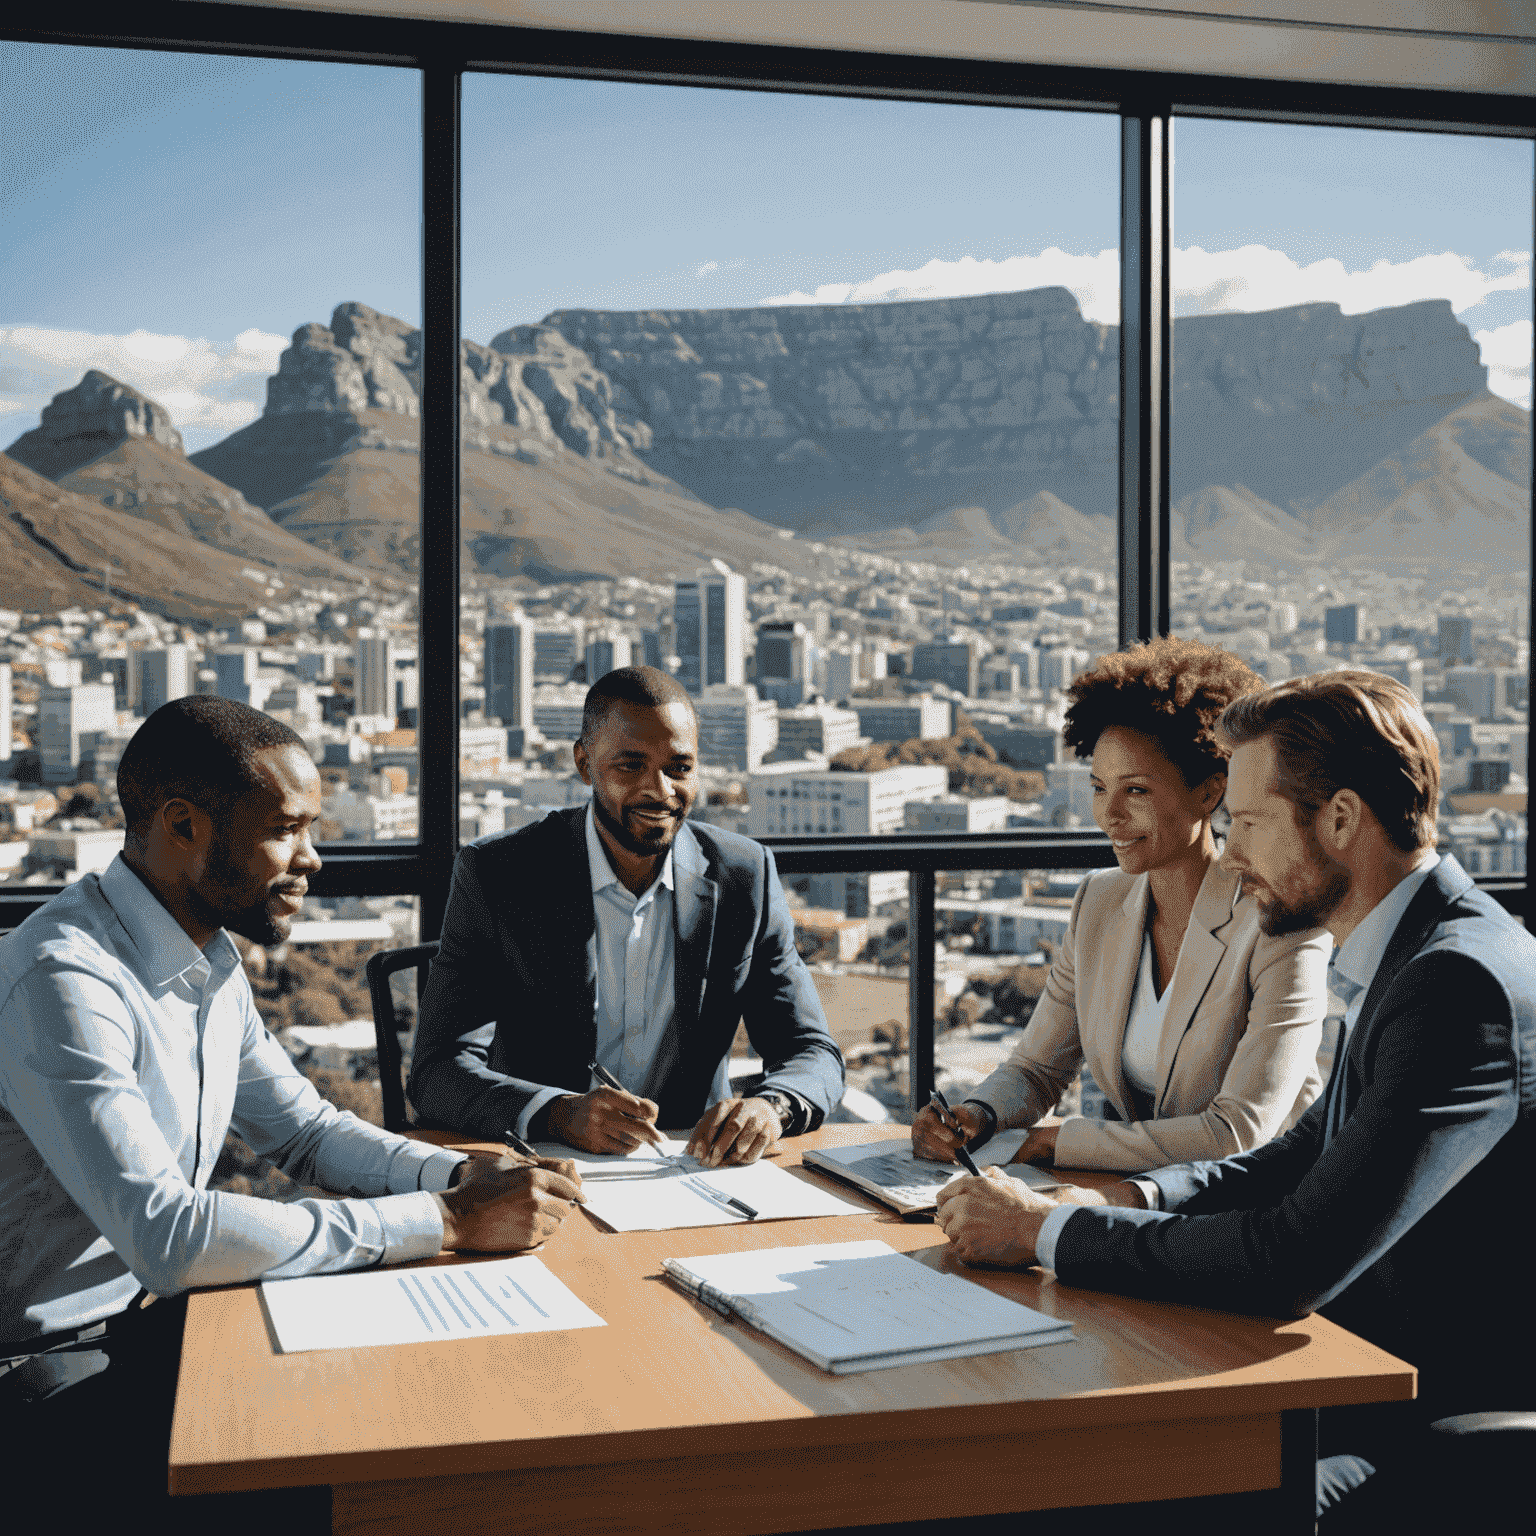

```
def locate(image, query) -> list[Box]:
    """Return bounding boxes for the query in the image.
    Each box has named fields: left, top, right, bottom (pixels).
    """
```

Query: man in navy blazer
left=936, top=670, right=1536, bottom=1521
left=410, top=666, right=843, bottom=1165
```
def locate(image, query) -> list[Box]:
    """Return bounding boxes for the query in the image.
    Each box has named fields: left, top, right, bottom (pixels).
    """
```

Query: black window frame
left=5, top=5, right=1533, bottom=990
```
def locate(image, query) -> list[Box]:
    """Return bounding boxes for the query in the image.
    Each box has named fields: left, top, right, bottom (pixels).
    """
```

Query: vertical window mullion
left=907, top=868, right=937, bottom=1111
left=419, top=57, right=463, bottom=939
left=1119, top=106, right=1172, bottom=648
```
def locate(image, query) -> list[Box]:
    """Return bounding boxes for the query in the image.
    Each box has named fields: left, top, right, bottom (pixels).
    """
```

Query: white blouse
left=1121, top=925, right=1188, bottom=1098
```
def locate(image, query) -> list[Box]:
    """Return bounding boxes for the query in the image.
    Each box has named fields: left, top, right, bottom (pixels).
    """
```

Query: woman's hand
left=912, top=1101, right=986, bottom=1162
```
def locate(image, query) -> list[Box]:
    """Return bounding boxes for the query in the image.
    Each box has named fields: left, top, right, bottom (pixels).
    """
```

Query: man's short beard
left=591, top=785, right=681, bottom=858
left=187, top=833, right=293, bottom=946
left=1256, top=820, right=1350, bottom=937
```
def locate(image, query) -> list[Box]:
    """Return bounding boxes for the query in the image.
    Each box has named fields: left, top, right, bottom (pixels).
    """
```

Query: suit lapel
left=1153, top=864, right=1238, bottom=1112
left=670, top=823, right=717, bottom=1041
left=541, top=808, right=598, bottom=1056
left=1094, top=875, right=1148, bottom=1120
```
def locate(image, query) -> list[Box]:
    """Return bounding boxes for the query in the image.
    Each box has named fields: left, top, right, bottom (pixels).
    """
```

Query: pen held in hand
left=503, top=1128, right=540, bottom=1160
left=928, top=1087, right=983, bottom=1178
left=588, top=1059, right=669, bottom=1150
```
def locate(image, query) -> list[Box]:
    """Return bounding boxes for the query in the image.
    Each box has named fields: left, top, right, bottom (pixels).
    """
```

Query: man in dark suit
left=410, top=666, right=844, bottom=1165
left=935, top=670, right=1535, bottom=1521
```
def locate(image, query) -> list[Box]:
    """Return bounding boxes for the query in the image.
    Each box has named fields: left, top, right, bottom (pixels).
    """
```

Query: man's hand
left=1014, top=1125, right=1059, bottom=1164
left=935, top=1165, right=1056, bottom=1268
left=685, top=1097, right=781, bottom=1166
left=547, top=1086, right=664, bottom=1154
left=911, top=1100, right=986, bottom=1163
left=434, top=1152, right=584, bottom=1253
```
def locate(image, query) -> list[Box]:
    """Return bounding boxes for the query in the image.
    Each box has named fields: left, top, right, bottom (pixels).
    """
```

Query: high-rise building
left=911, top=640, right=979, bottom=699
left=584, top=633, right=633, bottom=682
left=213, top=647, right=260, bottom=704
left=485, top=614, right=535, bottom=731
left=695, top=685, right=778, bottom=771
left=820, top=647, right=859, bottom=703
left=1325, top=604, right=1361, bottom=646
left=747, top=764, right=947, bottom=837
left=133, top=645, right=193, bottom=715
left=1007, top=647, right=1041, bottom=690
left=0, top=663, right=11, bottom=763
left=38, top=683, right=116, bottom=785
left=533, top=624, right=585, bottom=681
left=354, top=631, right=397, bottom=721
left=674, top=568, right=745, bottom=695
left=640, top=629, right=663, bottom=669
left=1040, top=646, right=1091, bottom=695
left=1439, top=615, right=1475, bottom=667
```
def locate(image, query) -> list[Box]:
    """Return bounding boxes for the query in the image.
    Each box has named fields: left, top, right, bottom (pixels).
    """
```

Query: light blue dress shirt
left=1033, top=854, right=1443, bottom=1272
left=515, top=806, right=732, bottom=1139
left=0, top=856, right=465, bottom=1344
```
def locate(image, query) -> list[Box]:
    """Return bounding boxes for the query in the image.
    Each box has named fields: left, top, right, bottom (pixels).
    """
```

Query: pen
left=929, top=1088, right=984, bottom=1178
left=503, top=1128, right=540, bottom=1159
left=588, top=1060, right=669, bottom=1150
left=685, top=1175, right=759, bottom=1220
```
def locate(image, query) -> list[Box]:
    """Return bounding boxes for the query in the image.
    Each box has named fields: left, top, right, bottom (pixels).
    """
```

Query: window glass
left=1172, top=120, right=1531, bottom=880
left=0, top=44, right=422, bottom=855
left=459, top=75, right=1117, bottom=826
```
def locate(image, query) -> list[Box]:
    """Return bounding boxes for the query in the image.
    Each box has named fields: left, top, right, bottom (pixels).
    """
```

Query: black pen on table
left=588, top=1059, right=670, bottom=1151
left=928, top=1088, right=984, bottom=1178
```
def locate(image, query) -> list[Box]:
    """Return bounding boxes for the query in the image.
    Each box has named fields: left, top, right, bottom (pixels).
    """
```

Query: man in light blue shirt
left=0, top=697, right=582, bottom=1528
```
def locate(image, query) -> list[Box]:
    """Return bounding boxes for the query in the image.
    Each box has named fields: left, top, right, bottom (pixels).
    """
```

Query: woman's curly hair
left=1061, top=636, right=1263, bottom=787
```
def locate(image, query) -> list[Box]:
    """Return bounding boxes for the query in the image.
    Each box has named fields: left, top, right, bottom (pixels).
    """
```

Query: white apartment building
left=772, top=702, right=862, bottom=763
left=28, top=827, right=126, bottom=878
left=0, top=663, right=10, bottom=762
left=1040, top=760, right=1095, bottom=825
left=38, top=683, right=116, bottom=784
left=696, top=685, right=778, bottom=771
left=323, top=789, right=418, bottom=841
left=936, top=897, right=1073, bottom=956
left=748, top=764, right=947, bottom=837
left=850, top=695, right=951, bottom=745
left=904, top=796, right=1012, bottom=833
left=1040, top=646, right=1092, bottom=695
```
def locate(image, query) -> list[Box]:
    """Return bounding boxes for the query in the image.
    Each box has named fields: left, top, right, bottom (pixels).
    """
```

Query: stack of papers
left=803, top=1133, right=1061, bottom=1214
left=536, top=1137, right=866, bottom=1231
left=663, top=1238, right=1074, bottom=1373
left=260, top=1256, right=606, bottom=1353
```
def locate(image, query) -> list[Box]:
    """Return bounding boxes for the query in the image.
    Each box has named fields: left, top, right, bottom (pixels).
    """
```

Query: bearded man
left=410, top=666, right=843, bottom=1165
left=0, top=696, right=583, bottom=1531
left=936, top=670, right=1536, bottom=1528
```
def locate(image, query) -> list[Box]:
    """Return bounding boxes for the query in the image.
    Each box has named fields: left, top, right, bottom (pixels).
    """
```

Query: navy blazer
left=408, top=807, right=845, bottom=1137
left=1051, top=855, right=1536, bottom=1422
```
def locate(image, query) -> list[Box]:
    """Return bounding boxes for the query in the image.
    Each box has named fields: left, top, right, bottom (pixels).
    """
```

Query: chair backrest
left=364, top=942, right=440, bottom=1133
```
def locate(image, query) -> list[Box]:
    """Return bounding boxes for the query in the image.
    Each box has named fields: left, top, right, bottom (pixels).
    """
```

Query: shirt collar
left=1332, top=852, right=1441, bottom=999
left=98, top=854, right=238, bottom=988
left=584, top=801, right=675, bottom=902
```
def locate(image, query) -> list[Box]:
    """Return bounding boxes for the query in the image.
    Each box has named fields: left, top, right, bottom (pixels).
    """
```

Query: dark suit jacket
left=1052, top=856, right=1536, bottom=1423
left=408, top=808, right=844, bottom=1137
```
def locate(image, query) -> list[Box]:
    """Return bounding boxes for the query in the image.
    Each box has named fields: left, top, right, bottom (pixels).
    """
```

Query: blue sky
left=2, top=43, right=1530, bottom=453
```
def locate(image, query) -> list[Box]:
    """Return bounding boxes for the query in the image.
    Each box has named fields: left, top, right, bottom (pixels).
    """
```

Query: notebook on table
left=662, top=1237, right=1074, bottom=1374
left=802, top=1132, right=1062, bottom=1214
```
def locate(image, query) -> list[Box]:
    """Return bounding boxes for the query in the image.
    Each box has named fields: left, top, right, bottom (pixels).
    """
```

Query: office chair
left=364, top=941, right=439, bottom=1133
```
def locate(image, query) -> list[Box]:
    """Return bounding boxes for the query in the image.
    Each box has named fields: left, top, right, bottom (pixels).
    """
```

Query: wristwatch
left=754, top=1090, right=796, bottom=1133
left=961, top=1098, right=998, bottom=1145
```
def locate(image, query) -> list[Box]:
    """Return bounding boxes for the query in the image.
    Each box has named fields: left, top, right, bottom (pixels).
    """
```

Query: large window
left=1172, top=120, right=1532, bottom=878
left=0, top=43, right=424, bottom=869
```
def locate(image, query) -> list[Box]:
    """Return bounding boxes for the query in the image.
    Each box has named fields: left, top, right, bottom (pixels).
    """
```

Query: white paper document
left=663, top=1238, right=1074, bottom=1373
left=535, top=1138, right=865, bottom=1231
left=259, top=1256, right=606, bottom=1353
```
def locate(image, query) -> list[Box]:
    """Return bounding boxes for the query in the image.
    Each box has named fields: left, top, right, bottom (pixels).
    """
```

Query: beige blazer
left=970, top=863, right=1329, bottom=1171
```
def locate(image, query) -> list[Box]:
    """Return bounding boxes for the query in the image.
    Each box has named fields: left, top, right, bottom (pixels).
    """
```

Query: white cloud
left=0, top=323, right=289, bottom=444
left=1473, top=319, right=1532, bottom=409
left=696, top=260, right=720, bottom=277
left=760, top=244, right=1530, bottom=333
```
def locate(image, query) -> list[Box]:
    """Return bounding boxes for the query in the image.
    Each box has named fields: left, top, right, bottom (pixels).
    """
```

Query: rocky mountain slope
left=6, top=371, right=363, bottom=587
left=190, top=303, right=809, bottom=583
left=0, top=453, right=286, bottom=621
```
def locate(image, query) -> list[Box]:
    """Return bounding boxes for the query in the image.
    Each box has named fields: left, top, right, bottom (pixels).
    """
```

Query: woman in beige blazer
left=914, top=636, right=1329, bottom=1173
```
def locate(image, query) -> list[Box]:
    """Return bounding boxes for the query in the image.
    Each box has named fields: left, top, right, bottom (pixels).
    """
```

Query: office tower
left=755, top=620, right=810, bottom=707
left=1325, top=605, right=1360, bottom=646
left=1439, top=615, right=1475, bottom=667
left=485, top=614, right=535, bottom=731
left=1007, top=647, right=1041, bottom=690
left=674, top=568, right=745, bottom=695
left=355, top=630, right=397, bottom=720
left=214, top=647, right=260, bottom=705
left=641, top=629, right=663, bottom=669
left=747, top=764, right=947, bottom=837
left=1371, top=655, right=1425, bottom=703
left=133, top=645, right=193, bottom=716
left=695, top=685, right=779, bottom=771
left=970, top=717, right=1062, bottom=768
left=910, top=640, right=979, bottom=699
left=1040, top=646, right=1091, bottom=695
left=38, top=684, right=116, bottom=784
left=533, top=624, right=585, bottom=681
left=0, top=664, right=11, bottom=763
left=771, top=702, right=862, bottom=762
left=851, top=695, right=952, bottom=744
left=584, top=633, right=633, bottom=683
left=1444, top=667, right=1512, bottom=723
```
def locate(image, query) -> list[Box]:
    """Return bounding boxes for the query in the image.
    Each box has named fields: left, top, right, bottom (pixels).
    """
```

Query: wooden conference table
left=168, top=1124, right=1414, bottom=1535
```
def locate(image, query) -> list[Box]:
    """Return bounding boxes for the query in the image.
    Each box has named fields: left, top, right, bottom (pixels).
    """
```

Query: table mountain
left=6, top=372, right=363, bottom=587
